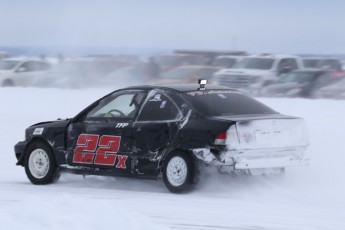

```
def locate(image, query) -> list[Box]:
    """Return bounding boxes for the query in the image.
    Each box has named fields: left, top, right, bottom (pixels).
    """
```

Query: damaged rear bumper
left=193, top=146, right=309, bottom=169
left=234, top=155, right=309, bottom=169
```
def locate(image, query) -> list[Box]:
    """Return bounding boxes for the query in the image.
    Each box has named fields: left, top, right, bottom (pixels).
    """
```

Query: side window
left=18, top=61, right=35, bottom=72
left=287, top=58, right=298, bottom=70
left=87, top=91, right=146, bottom=119
left=277, top=59, right=288, bottom=71
left=277, top=58, right=294, bottom=75
left=138, top=91, right=181, bottom=121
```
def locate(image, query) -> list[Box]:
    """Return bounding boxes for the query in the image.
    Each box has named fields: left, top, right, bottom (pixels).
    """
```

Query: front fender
left=14, top=140, right=30, bottom=166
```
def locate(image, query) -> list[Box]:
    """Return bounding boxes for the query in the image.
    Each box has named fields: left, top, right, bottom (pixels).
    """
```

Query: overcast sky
left=0, top=0, right=344, bottom=54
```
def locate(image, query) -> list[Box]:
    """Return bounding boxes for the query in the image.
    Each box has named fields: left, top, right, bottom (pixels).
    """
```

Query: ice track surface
left=1, top=88, right=345, bottom=230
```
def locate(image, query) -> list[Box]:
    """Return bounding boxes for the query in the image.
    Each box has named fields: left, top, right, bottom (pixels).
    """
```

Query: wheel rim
left=28, top=149, right=50, bottom=179
left=166, top=156, right=188, bottom=187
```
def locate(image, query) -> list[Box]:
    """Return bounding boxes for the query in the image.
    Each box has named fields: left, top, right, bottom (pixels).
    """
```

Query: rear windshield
left=182, top=90, right=276, bottom=116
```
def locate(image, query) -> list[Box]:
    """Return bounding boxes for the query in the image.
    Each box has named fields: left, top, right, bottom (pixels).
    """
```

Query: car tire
left=163, top=151, right=197, bottom=193
left=2, top=79, right=14, bottom=87
left=24, top=141, right=59, bottom=185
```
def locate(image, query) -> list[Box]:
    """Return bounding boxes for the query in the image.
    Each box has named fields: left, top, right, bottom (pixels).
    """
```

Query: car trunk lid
left=213, top=114, right=309, bottom=150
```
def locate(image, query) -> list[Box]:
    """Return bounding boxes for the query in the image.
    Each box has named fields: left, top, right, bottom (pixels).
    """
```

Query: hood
left=261, top=82, right=306, bottom=97
left=30, top=119, right=71, bottom=129
left=0, top=70, right=12, bottom=75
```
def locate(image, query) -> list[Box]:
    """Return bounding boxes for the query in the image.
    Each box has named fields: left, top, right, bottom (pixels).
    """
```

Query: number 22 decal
left=73, top=134, right=128, bottom=169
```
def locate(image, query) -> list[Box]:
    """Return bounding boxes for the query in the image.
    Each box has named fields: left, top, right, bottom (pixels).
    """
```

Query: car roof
left=124, top=84, right=234, bottom=92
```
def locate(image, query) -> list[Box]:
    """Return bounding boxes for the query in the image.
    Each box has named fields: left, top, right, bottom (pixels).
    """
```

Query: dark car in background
left=259, top=70, right=345, bottom=98
left=302, top=57, right=342, bottom=71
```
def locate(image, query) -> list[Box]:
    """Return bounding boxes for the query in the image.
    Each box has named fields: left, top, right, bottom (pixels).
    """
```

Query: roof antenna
left=198, top=79, right=207, bottom=91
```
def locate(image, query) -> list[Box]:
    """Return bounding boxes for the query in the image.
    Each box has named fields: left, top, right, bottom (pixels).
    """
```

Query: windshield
left=0, top=60, right=19, bottom=70
left=162, top=68, right=198, bottom=79
left=233, top=58, right=274, bottom=70
left=183, top=90, right=276, bottom=116
left=280, top=72, right=316, bottom=83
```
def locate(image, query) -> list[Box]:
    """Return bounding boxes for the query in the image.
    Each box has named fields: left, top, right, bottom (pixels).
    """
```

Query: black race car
left=14, top=81, right=309, bottom=193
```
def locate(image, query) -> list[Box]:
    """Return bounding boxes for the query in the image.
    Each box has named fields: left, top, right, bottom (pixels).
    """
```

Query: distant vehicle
left=174, top=49, right=247, bottom=64
left=214, top=54, right=304, bottom=90
left=153, top=54, right=207, bottom=72
left=0, top=51, right=9, bottom=60
left=258, top=69, right=333, bottom=98
left=15, top=82, right=309, bottom=193
left=0, top=58, right=51, bottom=87
left=32, top=58, right=124, bottom=88
left=97, top=65, right=145, bottom=88
left=157, top=65, right=220, bottom=84
left=314, top=78, right=345, bottom=99
left=302, top=57, right=342, bottom=71
left=211, top=55, right=243, bottom=68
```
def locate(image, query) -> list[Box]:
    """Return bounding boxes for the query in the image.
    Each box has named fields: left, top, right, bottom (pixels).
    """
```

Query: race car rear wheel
left=163, top=151, right=196, bottom=193
left=24, top=141, right=58, bottom=184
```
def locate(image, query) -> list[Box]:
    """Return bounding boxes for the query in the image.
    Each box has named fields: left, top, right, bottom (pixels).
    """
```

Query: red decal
left=94, top=135, right=121, bottom=165
left=73, top=134, right=128, bottom=169
left=73, top=134, right=99, bottom=164
left=116, top=155, right=128, bottom=169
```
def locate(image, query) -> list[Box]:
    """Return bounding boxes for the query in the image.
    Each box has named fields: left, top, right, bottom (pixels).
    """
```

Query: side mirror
left=16, top=67, right=27, bottom=72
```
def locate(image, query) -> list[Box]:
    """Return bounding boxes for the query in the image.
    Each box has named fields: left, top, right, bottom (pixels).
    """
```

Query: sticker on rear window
left=160, top=100, right=167, bottom=108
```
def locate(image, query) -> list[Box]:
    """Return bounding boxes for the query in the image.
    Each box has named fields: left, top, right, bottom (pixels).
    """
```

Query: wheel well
left=158, top=148, right=194, bottom=171
left=18, top=137, right=55, bottom=166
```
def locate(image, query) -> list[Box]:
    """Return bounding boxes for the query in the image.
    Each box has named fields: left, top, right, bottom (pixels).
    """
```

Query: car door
left=131, top=89, right=182, bottom=176
left=66, top=89, right=147, bottom=176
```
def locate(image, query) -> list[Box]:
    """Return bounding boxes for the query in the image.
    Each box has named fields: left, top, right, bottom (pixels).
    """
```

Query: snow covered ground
left=1, top=87, right=345, bottom=230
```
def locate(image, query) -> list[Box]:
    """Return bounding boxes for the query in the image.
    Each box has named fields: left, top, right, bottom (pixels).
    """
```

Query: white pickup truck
left=214, top=54, right=304, bottom=91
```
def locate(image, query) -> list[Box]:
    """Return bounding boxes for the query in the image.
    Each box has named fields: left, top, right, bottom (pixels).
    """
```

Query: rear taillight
left=215, top=132, right=227, bottom=145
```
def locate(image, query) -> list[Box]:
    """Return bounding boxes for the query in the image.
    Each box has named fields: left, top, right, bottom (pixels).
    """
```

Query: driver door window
left=137, top=91, right=181, bottom=121
left=87, top=91, right=146, bottom=119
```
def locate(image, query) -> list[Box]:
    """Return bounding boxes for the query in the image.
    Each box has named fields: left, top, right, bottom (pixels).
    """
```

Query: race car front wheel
left=163, top=151, right=196, bottom=193
left=24, top=141, right=58, bottom=184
